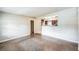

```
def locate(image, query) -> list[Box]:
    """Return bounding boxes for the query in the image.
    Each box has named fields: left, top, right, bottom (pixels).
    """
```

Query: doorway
left=30, top=20, right=34, bottom=35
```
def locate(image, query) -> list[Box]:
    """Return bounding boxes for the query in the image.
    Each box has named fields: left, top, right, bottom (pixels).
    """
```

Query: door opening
left=30, top=20, right=34, bottom=35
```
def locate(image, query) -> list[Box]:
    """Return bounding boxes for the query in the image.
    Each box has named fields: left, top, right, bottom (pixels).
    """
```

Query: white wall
left=78, top=8, right=79, bottom=42
left=0, top=12, right=2, bottom=37
left=78, top=8, right=79, bottom=50
left=0, top=12, right=35, bottom=42
left=41, top=8, right=78, bottom=43
left=34, top=18, right=41, bottom=34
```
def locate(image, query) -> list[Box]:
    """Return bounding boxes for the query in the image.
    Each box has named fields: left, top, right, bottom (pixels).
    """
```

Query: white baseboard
left=42, top=34, right=78, bottom=44
left=0, top=34, right=30, bottom=43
